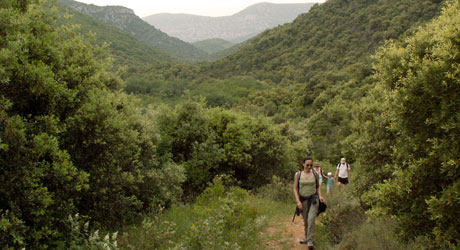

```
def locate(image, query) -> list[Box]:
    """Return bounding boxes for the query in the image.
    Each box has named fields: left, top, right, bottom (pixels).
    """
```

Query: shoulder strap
left=297, top=171, right=301, bottom=195
left=312, top=170, right=319, bottom=191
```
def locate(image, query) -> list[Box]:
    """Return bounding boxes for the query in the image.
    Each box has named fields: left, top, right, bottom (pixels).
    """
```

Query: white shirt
left=337, top=163, right=350, bottom=178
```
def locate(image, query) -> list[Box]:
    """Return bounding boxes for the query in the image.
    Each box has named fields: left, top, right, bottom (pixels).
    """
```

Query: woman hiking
left=293, top=156, right=325, bottom=249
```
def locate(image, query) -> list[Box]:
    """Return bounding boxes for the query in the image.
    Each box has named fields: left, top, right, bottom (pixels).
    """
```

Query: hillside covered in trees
left=55, top=2, right=176, bottom=67
left=205, top=0, right=443, bottom=84
left=1, top=0, right=459, bottom=249
left=59, top=0, right=208, bottom=60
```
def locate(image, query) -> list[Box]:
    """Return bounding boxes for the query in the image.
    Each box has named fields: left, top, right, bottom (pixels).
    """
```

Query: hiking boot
left=299, top=239, right=308, bottom=244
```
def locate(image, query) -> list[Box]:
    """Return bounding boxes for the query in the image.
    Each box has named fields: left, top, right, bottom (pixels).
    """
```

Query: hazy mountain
left=143, top=2, right=316, bottom=43
left=59, top=0, right=207, bottom=60
left=192, top=39, right=235, bottom=55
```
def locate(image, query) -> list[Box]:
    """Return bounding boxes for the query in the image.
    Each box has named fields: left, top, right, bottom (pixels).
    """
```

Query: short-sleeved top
left=337, top=163, right=350, bottom=178
left=327, top=177, right=334, bottom=187
left=299, top=172, right=316, bottom=197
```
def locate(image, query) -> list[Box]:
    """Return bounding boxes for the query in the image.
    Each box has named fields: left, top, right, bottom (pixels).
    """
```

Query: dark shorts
left=338, top=177, right=349, bottom=184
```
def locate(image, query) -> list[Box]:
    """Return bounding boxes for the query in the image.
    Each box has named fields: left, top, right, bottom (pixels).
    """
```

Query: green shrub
left=67, top=214, right=118, bottom=250
left=321, top=189, right=365, bottom=244
left=256, top=176, right=293, bottom=203
left=181, top=177, right=263, bottom=250
left=155, top=100, right=292, bottom=198
left=360, top=0, right=460, bottom=245
left=118, top=214, right=176, bottom=250
left=338, top=218, right=405, bottom=250
left=0, top=2, right=185, bottom=247
left=118, top=177, right=265, bottom=249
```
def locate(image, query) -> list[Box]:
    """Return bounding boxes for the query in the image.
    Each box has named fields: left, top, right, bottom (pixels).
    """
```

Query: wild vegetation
left=1, top=0, right=459, bottom=249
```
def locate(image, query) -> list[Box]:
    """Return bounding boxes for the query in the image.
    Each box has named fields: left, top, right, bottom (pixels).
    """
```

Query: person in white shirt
left=334, top=157, right=351, bottom=192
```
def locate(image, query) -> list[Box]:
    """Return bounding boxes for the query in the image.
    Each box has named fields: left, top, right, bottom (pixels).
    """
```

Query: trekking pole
left=292, top=207, right=300, bottom=222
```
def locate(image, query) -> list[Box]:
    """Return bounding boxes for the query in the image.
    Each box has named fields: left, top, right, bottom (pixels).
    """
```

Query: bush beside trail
left=0, top=2, right=183, bottom=248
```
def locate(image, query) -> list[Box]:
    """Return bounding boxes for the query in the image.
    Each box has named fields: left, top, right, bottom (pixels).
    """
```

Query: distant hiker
left=334, top=157, right=351, bottom=192
left=326, top=172, right=334, bottom=195
left=313, top=162, right=326, bottom=188
left=293, top=156, right=325, bottom=249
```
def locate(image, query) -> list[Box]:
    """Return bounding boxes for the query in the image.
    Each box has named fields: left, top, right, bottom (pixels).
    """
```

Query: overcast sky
left=76, top=0, right=326, bottom=18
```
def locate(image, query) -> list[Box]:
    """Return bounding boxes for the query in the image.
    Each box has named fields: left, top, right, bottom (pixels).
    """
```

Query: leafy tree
left=0, top=1, right=184, bottom=247
left=156, top=100, right=293, bottom=197
left=343, top=84, right=396, bottom=202
left=359, top=1, right=460, bottom=246
left=208, top=108, right=292, bottom=188
left=0, top=2, right=90, bottom=247
left=156, top=100, right=224, bottom=198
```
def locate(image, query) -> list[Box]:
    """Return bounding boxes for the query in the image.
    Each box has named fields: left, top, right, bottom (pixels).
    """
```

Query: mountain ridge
left=143, top=2, right=317, bottom=43
left=59, top=0, right=208, bottom=60
left=55, top=2, right=176, bottom=67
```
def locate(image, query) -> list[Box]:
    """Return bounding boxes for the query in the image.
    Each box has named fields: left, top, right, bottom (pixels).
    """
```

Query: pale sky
left=76, top=0, right=326, bottom=18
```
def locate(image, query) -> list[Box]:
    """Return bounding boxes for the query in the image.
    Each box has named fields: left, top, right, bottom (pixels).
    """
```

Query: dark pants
left=338, top=177, right=349, bottom=184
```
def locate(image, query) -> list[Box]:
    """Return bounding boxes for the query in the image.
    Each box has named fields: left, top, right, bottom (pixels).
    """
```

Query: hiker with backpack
left=293, top=156, right=325, bottom=249
left=334, top=157, right=351, bottom=192
left=313, top=162, right=326, bottom=188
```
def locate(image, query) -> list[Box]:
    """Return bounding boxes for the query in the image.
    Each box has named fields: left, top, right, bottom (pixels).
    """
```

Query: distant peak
left=60, top=0, right=135, bottom=15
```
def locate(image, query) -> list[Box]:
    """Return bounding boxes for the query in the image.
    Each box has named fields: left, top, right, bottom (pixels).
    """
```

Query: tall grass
left=119, top=177, right=265, bottom=249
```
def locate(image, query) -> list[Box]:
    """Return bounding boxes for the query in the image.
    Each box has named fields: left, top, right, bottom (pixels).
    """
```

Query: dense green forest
left=1, top=0, right=459, bottom=249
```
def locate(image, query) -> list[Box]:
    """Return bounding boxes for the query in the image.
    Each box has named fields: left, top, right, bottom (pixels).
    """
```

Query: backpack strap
left=297, top=171, right=301, bottom=195
left=312, top=169, right=319, bottom=191
left=337, top=163, right=350, bottom=171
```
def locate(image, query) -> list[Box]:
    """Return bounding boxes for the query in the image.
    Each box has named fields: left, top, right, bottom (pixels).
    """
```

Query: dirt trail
left=262, top=214, right=311, bottom=250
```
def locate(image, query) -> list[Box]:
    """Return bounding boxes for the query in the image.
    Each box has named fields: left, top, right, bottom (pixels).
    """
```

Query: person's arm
left=294, top=172, right=303, bottom=210
left=348, top=167, right=351, bottom=182
left=334, top=167, right=339, bottom=180
left=321, top=168, right=327, bottom=178
left=317, top=179, right=325, bottom=202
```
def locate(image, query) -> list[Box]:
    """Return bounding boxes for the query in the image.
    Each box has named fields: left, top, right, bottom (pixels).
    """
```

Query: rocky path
left=262, top=214, right=311, bottom=250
